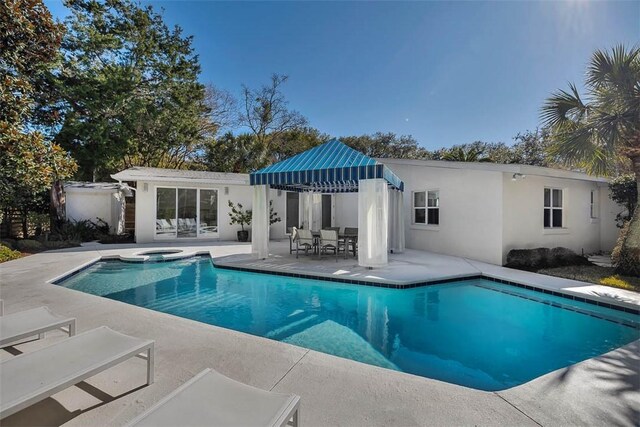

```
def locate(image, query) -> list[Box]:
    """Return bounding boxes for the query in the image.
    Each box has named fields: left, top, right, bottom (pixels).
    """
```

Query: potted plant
left=228, top=201, right=252, bottom=242
left=228, top=200, right=282, bottom=242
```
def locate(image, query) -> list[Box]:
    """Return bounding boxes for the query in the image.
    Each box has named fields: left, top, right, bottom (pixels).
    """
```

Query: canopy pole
left=251, top=185, right=269, bottom=259
left=358, top=178, right=389, bottom=268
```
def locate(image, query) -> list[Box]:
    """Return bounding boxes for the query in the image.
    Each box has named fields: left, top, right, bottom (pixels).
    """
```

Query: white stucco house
left=102, top=159, right=622, bottom=266
left=379, top=159, right=620, bottom=264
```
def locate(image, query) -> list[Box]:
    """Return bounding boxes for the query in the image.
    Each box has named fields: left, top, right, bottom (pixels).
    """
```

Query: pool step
left=148, top=292, right=244, bottom=312
left=148, top=292, right=245, bottom=312
left=265, top=314, right=320, bottom=340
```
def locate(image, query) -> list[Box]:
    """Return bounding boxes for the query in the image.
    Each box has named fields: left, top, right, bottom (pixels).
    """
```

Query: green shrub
left=16, top=239, right=44, bottom=252
left=0, top=245, right=22, bottom=262
left=0, top=246, right=21, bottom=263
left=600, top=275, right=636, bottom=291
left=0, top=239, right=16, bottom=249
left=50, top=218, right=110, bottom=242
left=505, top=247, right=591, bottom=271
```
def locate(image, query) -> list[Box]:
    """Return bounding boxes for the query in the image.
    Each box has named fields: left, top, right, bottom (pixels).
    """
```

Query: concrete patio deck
left=0, top=241, right=638, bottom=426
left=217, top=241, right=640, bottom=310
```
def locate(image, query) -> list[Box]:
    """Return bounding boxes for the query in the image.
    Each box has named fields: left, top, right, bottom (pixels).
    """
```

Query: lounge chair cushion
left=0, top=306, right=75, bottom=348
left=0, top=326, right=154, bottom=419
left=129, top=368, right=299, bottom=427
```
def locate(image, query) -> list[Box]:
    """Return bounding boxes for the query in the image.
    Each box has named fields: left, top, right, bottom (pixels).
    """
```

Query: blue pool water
left=57, top=256, right=639, bottom=391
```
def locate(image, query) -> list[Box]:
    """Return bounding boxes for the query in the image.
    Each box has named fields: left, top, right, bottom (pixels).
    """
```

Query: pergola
left=249, top=139, right=405, bottom=267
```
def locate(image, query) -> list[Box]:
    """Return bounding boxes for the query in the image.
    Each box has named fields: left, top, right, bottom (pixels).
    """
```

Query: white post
left=251, top=185, right=269, bottom=259
left=301, top=192, right=310, bottom=229
left=358, top=178, right=389, bottom=268
left=311, top=193, right=322, bottom=231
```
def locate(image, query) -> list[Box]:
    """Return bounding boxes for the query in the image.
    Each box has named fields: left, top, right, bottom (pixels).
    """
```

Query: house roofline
left=378, top=158, right=609, bottom=183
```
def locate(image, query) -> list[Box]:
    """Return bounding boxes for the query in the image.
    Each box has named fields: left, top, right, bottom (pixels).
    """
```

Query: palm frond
left=540, top=83, right=587, bottom=128
left=547, top=125, right=612, bottom=175
left=587, top=45, right=640, bottom=99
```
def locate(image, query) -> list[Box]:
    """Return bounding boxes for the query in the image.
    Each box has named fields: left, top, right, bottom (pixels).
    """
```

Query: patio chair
left=127, top=368, right=300, bottom=427
left=288, top=227, right=304, bottom=255
left=295, top=229, right=315, bottom=258
left=0, top=306, right=76, bottom=349
left=0, top=326, right=154, bottom=420
left=344, top=227, right=358, bottom=257
left=319, top=229, right=341, bottom=262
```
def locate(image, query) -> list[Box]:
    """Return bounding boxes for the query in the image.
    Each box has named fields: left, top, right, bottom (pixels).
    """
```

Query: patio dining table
left=310, top=231, right=357, bottom=258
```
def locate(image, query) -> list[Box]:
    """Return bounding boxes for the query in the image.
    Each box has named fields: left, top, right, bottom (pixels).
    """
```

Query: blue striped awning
left=249, top=139, right=404, bottom=192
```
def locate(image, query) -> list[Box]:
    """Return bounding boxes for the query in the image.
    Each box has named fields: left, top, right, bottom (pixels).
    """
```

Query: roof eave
left=110, top=173, right=249, bottom=186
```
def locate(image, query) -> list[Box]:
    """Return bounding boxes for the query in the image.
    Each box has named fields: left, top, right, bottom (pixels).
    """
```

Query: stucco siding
left=383, top=161, right=504, bottom=265
left=501, top=174, right=618, bottom=263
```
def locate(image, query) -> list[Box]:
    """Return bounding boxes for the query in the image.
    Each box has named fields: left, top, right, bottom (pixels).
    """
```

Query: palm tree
left=541, top=45, right=640, bottom=275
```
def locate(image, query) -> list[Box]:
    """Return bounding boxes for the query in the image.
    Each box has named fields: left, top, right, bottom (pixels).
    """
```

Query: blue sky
left=45, top=1, right=639, bottom=150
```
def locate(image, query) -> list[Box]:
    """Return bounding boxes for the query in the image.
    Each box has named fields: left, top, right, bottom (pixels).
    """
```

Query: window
left=544, top=188, right=563, bottom=228
left=177, top=189, right=197, bottom=238
left=427, top=191, right=440, bottom=225
left=413, top=190, right=439, bottom=225
left=155, top=187, right=218, bottom=238
left=590, top=190, right=598, bottom=219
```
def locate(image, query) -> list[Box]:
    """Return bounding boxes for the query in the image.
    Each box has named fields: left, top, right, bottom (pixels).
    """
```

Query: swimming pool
left=56, top=256, right=639, bottom=391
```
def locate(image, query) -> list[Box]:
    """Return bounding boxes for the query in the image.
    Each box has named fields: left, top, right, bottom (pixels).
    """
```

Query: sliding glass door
left=156, top=188, right=177, bottom=237
left=155, top=187, right=218, bottom=239
left=199, top=190, right=218, bottom=236
left=177, top=189, right=197, bottom=238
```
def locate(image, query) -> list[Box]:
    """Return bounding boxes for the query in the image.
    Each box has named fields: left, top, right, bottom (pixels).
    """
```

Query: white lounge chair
left=0, top=326, right=154, bottom=419
left=0, top=306, right=76, bottom=348
left=127, top=368, right=300, bottom=427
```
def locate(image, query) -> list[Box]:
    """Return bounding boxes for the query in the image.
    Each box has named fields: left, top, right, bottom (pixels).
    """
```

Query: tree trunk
left=0, top=208, right=10, bottom=238
left=616, top=155, right=640, bottom=276
left=21, top=208, right=28, bottom=239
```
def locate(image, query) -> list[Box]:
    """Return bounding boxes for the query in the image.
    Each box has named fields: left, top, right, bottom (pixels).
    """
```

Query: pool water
left=56, top=256, right=639, bottom=391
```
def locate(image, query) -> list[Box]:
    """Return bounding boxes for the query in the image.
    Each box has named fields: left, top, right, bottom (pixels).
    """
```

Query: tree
left=609, top=174, right=638, bottom=227
left=340, top=133, right=431, bottom=159
left=541, top=45, right=640, bottom=275
left=202, top=132, right=263, bottom=173
left=0, top=0, right=77, bottom=237
left=510, top=129, right=556, bottom=167
left=204, top=83, right=238, bottom=134
left=268, top=127, right=329, bottom=162
left=440, top=146, right=491, bottom=162
left=54, top=0, right=209, bottom=181
left=239, top=74, right=308, bottom=166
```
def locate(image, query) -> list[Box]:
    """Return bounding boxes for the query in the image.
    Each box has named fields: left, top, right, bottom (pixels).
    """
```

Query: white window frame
left=412, top=189, right=440, bottom=226
left=544, top=187, right=564, bottom=229
left=154, top=186, right=219, bottom=239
